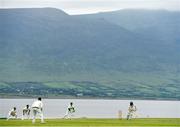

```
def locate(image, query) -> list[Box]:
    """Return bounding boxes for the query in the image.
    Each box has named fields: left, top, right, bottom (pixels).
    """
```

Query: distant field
left=0, top=118, right=180, bottom=126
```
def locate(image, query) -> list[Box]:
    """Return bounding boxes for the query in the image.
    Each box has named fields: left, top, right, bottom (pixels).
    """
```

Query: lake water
left=0, top=99, right=179, bottom=118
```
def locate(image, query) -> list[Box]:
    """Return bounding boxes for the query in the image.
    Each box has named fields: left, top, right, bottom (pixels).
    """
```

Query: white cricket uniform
left=7, top=109, right=17, bottom=120
left=22, top=106, right=31, bottom=120
left=64, top=105, right=75, bottom=119
left=127, top=105, right=137, bottom=120
left=31, top=100, right=44, bottom=123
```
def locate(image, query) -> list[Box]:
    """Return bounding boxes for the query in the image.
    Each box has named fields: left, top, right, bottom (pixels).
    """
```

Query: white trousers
left=7, top=112, right=17, bottom=120
left=64, top=111, right=75, bottom=119
left=32, top=108, right=44, bottom=123
left=22, top=110, right=30, bottom=120
left=127, top=111, right=136, bottom=120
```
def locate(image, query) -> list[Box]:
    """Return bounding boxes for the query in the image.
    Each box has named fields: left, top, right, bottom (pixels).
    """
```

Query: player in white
left=31, top=97, right=44, bottom=123
left=22, top=105, right=30, bottom=120
left=63, top=102, right=75, bottom=119
left=7, top=107, right=17, bottom=120
left=127, top=101, right=137, bottom=120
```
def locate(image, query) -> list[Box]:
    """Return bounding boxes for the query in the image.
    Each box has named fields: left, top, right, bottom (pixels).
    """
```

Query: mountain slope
left=0, top=8, right=163, bottom=81
left=0, top=8, right=180, bottom=99
left=78, top=9, right=180, bottom=43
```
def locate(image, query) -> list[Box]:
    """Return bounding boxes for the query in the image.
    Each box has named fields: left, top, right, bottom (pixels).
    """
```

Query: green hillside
left=1, top=72, right=180, bottom=99
left=0, top=8, right=180, bottom=99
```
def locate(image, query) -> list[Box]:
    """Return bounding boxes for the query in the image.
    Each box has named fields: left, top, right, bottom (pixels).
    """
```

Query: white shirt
left=67, top=105, right=75, bottom=113
left=128, top=105, right=137, bottom=113
left=23, top=106, right=30, bottom=110
left=32, top=100, right=43, bottom=109
left=9, top=109, right=16, bottom=116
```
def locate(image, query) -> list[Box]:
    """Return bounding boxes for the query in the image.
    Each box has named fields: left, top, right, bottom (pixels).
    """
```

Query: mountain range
left=0, top=8, right=180, bottom=99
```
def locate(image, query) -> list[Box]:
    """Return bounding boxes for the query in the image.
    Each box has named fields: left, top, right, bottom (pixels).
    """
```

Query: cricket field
left=0, top=118, right=179, bottom=127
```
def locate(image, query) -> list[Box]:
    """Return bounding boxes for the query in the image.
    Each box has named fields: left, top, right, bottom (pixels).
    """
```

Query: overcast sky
left=0, top=0, right=180, bottom=14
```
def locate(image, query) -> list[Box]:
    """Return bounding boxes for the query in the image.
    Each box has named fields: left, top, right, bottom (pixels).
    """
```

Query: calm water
left=0, top=99, right=179, bottom=118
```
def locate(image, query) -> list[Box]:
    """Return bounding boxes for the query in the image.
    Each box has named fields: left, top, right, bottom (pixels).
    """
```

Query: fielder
left=7, top=107, right=17, bottom=120
left=63, top=102, right=75, bottom=119
left=127, top=101, right=137, bottom=120
left=31, top=97, right=44, bottom=123
left=22, top=105, right=31, bottom=120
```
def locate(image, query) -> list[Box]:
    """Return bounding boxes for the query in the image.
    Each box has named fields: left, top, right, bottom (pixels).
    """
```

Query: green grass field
left=0, top=118, right=180, bottom=127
